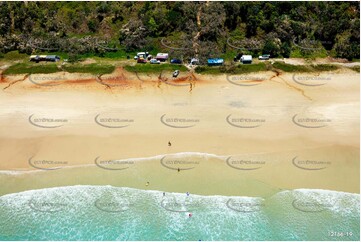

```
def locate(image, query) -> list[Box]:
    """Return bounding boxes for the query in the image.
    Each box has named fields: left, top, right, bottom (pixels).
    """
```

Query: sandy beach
left=0, top=66, right=359, bottom=196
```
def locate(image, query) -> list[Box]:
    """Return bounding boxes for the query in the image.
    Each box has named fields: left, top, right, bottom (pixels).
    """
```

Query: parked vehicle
left=241, top=55, right=252, bottom=64
left=134, top=52, right=149, bottom=60
left=150, top=58, right=160, bottom=64
left=156, top=53, right=169, bottom=62
left=207, top=58, right=224, bottom=66
left=190, top=58, right=199, bottom=65
left=258, top=54, right=270, bottom=60
left=30, top=55, right=60, bottom=63
left=170, top=58, right=182, bottom=64
left=137, top=57, right=147, bottom=63
left=173, top=70, right=180, bottom=77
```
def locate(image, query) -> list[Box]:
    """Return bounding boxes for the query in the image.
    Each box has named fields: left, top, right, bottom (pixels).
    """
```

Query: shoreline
left=0, top=145, right=359, bottom=197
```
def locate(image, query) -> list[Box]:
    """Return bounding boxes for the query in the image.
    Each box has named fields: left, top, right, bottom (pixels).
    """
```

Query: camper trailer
left=156, top=53, right=169, bottom=62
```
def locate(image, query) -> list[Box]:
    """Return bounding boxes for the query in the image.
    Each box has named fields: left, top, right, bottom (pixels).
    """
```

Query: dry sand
left=0, top=66, right=359, bottom=196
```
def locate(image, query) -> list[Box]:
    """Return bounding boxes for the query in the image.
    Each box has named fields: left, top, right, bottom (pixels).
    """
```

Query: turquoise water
left=0, top=185, right=359, bottom=241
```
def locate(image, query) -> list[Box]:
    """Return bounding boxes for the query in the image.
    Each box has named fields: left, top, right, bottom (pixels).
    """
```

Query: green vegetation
left=62, top=63, right=115, bottom=74
left=272, top=62, right=312, bottom=72
left=194, top=66, right=224, bottom=75
left=195, top=63, right=269, bottom=74
left=0, top=2, right=358, bottom=61
left=2, top=63, right=60, bottom=75
left=195, top=62, right=341, bottom=74
left=3, top=62, right=115, bottom=75
left=311, top=64, right=339, bottom=72
left=348, top=66, right=360, bottom=73
left=2, top=51, right=28, bottom=61
left=272, top=62, right=340, bottom=72
left=124, top=64, right=187, bottom=73
left=236, top=62, right=269, bottom=73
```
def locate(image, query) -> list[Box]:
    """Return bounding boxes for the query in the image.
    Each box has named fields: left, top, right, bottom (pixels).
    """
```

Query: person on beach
left=168, top=141, right=171, bottom=146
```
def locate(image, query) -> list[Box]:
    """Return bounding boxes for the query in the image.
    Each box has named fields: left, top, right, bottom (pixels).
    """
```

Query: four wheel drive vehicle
left=170, top=58, right=182, bottom=64
left=137, top=58, right=147, bottom=63
left=190, top=58, right=199, bottom=65
left=258, top=54, right=270, bottom=60
left=173, top=70, right=180, bottom=78
left=134, top=52, right=150, bottom=60
left=150, top=59, right=160, bottom=64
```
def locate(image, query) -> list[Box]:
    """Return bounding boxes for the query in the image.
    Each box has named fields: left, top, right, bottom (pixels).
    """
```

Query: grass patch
left=62, top=63, right=115, bottom=74
left=273, top=62, right=340, bottom=72
left=3, top=63, right=60, bottom=75
left=195, top=62, right=269, bottom=74
left=311, top=64, right=339, bottom=72
left=348, top=66, right=360, bottom=72
left=272, top=61, right=311, bottom=72
left=194, top=66, right=223, bottom=74
left=4, top=62, right=116, bottom=75
left=235, top=62, right=269, bottom=73
left=124, top=63, right=187, bottom=73
left=1, top=51, right=28, bottom=61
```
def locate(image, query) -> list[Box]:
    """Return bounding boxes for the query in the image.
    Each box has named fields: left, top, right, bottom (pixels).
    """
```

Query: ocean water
left=0, top=186, right=359, bottom=241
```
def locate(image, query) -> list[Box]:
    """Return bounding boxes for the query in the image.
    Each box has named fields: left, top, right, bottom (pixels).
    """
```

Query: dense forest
left=0, top=1, right=359, bottom=62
